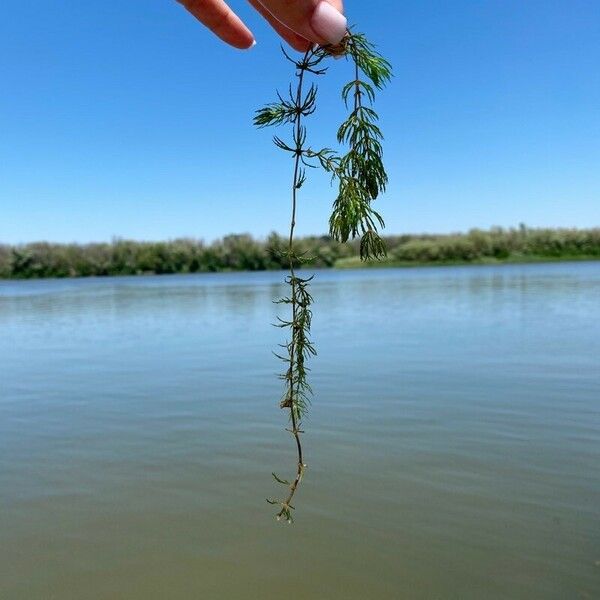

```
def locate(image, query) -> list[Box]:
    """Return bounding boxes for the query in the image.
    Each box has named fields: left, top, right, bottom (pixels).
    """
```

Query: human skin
left=177, top=0, right=346, bottom=51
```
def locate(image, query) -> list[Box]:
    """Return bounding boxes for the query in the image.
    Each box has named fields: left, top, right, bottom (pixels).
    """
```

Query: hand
left=178, top=0, right=346, bottom=51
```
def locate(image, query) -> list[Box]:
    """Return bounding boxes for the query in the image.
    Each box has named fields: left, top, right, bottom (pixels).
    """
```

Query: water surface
left=1, top=263, right=599, bottom=599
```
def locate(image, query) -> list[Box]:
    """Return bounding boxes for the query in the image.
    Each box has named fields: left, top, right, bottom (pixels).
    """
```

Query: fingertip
left=227, top=22, right=255, bottom=49
left=238, top=36, right=257, bottom=50
left=180, top=0, right=255, bottom=50
left=228, top=31, right=256, bottom=49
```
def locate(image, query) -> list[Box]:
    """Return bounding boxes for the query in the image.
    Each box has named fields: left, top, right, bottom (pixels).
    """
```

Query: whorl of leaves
left=274, top=272, right=316, bottom=421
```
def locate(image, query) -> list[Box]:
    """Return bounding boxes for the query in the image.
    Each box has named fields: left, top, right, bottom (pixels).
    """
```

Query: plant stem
left=277, top=48, right=312, bottom=520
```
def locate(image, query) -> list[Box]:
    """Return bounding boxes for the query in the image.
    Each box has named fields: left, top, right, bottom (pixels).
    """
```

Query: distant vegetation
left=1, top=226, right=598, bottom=279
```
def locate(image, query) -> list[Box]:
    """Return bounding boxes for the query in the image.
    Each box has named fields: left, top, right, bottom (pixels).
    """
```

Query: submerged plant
left=254, top=31, right=391, bottom=522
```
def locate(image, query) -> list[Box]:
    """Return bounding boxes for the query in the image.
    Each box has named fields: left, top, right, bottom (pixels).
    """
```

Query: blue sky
left=1, top=1, right=599, bottom=243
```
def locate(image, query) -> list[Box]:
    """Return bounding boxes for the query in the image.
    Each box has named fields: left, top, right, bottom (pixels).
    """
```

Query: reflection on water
left=1, top=263, right=599, bottom=599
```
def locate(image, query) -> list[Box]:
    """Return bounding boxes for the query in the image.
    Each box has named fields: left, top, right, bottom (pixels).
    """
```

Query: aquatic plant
left=254, top=31, right=392, bottom=522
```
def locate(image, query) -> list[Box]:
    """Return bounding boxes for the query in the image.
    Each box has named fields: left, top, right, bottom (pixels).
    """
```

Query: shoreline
left=334, top=254, right=600, bottom=269
left=1, top=255, right=599, bottom=281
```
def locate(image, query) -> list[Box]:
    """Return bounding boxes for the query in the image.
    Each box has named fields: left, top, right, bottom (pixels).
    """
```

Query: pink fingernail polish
left=311, top=1, right=347, bottom=45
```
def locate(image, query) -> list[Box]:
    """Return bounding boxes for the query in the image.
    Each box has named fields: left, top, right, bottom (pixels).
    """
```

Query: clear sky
left=1, top=1, right=599, bottom=244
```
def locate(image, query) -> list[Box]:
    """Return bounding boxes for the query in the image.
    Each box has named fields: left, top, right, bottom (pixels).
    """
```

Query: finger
left=247, top=0, right=311, bottom=52
left=256, top=0, right=346, bottom=46
left=178, top=0, right=255, bottom=49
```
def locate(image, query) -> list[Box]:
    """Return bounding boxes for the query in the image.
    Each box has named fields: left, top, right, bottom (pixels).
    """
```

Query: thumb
left=256, top=0, right=347, bottom=46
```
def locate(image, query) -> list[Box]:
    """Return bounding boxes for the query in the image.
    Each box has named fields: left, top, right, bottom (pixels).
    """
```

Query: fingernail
left=249, top=40, right=257, bottom=49
left=311, top=1, right=347, bottom=45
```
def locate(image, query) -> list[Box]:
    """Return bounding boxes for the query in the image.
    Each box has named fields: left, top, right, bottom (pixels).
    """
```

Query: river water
left=1, top=262, right=599, bottom=599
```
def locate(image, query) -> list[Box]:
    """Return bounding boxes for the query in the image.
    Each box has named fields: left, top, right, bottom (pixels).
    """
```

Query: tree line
left=1, top=226, right=598, bottom=279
